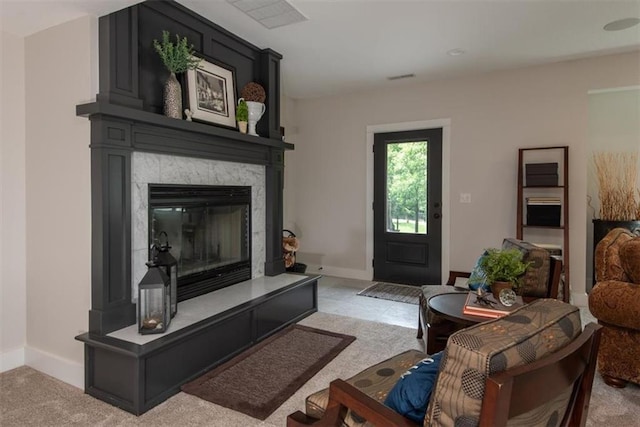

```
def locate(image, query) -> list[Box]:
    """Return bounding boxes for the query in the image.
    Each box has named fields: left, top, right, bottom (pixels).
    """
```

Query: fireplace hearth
left=149, top=184, right=251, bottom=301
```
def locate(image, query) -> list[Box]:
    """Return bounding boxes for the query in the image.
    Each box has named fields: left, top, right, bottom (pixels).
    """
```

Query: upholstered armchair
left=588, top=227, right=640, bottom=387
left=288, top=299, right=602, bottom=427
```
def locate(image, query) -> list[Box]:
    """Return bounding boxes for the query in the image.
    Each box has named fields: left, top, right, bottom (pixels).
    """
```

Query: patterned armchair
left=588, top=227, right=640, bottom=387
left=287, top=299, right=601, bottom=427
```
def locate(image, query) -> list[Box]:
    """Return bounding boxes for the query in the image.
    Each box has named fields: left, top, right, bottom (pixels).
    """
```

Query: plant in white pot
left=153, top=31, right=201, bottom=119
left=236, top=98, right=248, bottom=134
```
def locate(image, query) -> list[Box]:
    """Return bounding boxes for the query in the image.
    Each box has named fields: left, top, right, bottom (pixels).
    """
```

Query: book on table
left=463, top=292, right=524, bottom=318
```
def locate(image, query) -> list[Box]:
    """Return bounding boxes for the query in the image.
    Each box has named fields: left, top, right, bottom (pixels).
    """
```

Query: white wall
left=0, top=31, right=27, bottom=372
left=285, top=52, right=640, bottom=305
left=23, top=16, right=96, bottom=388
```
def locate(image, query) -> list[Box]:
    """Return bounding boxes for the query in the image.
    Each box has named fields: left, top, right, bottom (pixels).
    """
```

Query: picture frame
left=186, top=57, right=236, bottom=127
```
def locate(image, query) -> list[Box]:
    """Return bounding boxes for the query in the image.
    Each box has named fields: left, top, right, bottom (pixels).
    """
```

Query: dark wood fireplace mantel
left=79, top=0, right=293, bottom=336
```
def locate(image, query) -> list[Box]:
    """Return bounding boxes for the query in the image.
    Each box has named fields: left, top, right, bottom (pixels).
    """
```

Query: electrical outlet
left=460, top=193, right=472, bottom=203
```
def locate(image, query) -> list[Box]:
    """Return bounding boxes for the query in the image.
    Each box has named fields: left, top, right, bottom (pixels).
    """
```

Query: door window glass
left=386, top=141, right=428, bottom=234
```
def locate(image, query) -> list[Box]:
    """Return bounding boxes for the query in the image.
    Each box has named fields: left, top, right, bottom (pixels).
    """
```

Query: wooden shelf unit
left=517, top=146, right=569, bottom=302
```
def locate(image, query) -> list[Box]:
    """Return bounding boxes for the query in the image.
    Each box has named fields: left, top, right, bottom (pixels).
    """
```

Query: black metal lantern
left=155, top=231, right=178, bottom=318
left=138, top=259, right=171, bottom=335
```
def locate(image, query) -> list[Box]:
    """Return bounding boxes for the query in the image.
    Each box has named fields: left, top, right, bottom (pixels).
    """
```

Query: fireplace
left=149, top=184, right=251, bottom=301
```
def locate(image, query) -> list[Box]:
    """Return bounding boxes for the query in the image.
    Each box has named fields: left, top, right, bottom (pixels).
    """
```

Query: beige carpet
left=1, top=312, right=639, bottom=426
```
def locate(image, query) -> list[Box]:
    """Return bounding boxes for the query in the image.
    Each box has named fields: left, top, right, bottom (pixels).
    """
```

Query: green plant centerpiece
left=479, top=248, right=531, bottom=298
left=236, top=98, right=248, bottom=133
left=153, top=30, right=201, bottom=119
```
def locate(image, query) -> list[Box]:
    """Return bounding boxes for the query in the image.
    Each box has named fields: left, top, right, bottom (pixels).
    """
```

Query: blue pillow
left=383, top=352, right=443, bottom=423
left=467, top=251, right=490, bottom=291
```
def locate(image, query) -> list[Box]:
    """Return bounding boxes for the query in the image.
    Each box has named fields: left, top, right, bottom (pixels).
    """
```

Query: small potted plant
left=153, top=30, right=201, bottom=119
left=236, top=98, right=248, bottom=134
left=479, top=248, right=531, bottom=298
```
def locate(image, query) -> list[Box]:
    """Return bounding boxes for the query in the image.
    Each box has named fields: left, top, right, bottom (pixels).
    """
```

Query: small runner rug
left=181, top=324, right=356, bottom=420
left=357, top=282, right=422, bottom=305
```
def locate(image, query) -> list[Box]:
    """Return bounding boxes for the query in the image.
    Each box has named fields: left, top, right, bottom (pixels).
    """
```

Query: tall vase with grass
left=153, top=31, right=201, bottom=119
left=592, top=151, right=640, bottom=282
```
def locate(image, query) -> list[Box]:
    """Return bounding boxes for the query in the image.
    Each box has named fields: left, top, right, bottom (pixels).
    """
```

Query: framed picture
left=186, top=57, right=236, bottom=127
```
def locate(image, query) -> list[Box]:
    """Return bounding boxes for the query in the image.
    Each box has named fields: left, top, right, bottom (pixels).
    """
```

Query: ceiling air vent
left=227, top=0, right=308, bottom=29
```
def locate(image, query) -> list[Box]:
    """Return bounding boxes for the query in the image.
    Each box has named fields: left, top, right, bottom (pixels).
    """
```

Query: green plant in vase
left=479, top=248, right=531, bottom=298
left=236, top=98, right=248, bottom=134
left=153, top=30, right=201, bottom=119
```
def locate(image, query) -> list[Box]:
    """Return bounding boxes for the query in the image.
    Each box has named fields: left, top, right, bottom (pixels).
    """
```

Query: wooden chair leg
left=601, top=374, right=628, bottom=388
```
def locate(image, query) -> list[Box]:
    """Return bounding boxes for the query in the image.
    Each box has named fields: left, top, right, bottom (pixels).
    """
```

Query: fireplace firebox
left=149, top=184, right=251, bottom=302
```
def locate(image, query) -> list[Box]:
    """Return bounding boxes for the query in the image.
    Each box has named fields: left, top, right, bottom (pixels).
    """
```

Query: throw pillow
left=453, top=276, right=470, bottom=290
left=384, top=351, right=443, bottom=423
left=467, top=251, right=490, bottom=291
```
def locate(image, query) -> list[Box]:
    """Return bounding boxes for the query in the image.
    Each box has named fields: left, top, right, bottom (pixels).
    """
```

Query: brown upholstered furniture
left=588, top=227, right=640, bottom=388
left=287, top=299, right=602, bottom=427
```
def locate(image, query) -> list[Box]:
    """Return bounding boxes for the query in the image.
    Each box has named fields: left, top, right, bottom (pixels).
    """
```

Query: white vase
left=246, top=101, right=265, bottom=136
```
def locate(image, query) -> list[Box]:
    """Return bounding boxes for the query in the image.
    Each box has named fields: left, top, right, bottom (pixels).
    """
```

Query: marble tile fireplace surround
left=130, top=152, right=267, bottom=301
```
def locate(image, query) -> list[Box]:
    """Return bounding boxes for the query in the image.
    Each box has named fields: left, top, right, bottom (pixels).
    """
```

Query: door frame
left=366, top=119, right=451, bottom=285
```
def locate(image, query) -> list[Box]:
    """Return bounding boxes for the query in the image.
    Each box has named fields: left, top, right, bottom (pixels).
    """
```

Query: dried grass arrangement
left=593, top=151, right=639, bottom=220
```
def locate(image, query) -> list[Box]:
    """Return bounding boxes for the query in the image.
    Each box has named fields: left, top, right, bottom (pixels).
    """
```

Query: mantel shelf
left=76, top=101, right=294, bottom=151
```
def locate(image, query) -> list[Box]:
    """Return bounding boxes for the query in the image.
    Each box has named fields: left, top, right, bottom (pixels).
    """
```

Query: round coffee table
left=425, top=292, right=488, bottom=353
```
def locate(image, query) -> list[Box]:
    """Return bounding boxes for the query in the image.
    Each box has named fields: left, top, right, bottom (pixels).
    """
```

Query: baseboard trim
left=570, top=292, right=588, bottom=307
left=24, top=346, right=83, bottom=390
left=0, top=347, right=25, bottom=373
left=302, top=264, right=370, bottom=281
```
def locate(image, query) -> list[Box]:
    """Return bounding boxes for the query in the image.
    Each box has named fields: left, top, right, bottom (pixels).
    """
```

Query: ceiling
left=2, top=0, right=639, bottom=99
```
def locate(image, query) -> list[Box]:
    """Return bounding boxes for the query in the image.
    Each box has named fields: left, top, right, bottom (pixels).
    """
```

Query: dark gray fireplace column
left=265, top=149, right=286, bottom=276
left=88, top=118, right=136, bottom=335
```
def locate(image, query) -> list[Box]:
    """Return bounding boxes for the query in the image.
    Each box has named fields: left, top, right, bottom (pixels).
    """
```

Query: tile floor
left=316, top=275, right=419, bottom=329
left=316, top=275, right=597, bottom=329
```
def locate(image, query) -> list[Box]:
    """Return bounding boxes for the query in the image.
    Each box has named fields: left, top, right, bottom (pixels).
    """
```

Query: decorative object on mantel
left=153, top=232, right=178, bottom=318
left=184, top=108, right=193, bottom=121
left=138, top=255, right=172, bottom=335
left=236, top=98, right=248, bottom=134
left=186, top=56, right=237, bottom=127
left=593, top=151, right=639, bottom=221
left=153, top=31, right=201, bottom=119
left=240, top=82, right=266, bottom=136
left=240, top=82, right=266, bottom=103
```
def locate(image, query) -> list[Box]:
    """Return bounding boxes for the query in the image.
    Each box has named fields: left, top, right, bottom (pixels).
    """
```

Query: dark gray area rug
left=357, top=282, right=422, bottom=305
left=181, top=324, right=355, bottom=420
